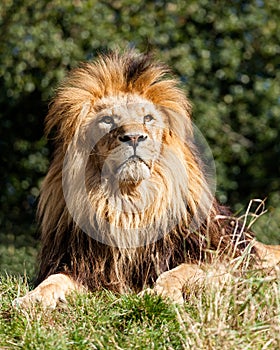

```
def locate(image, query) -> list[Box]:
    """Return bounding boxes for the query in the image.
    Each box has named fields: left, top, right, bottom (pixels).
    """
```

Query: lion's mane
left=36, top=50, right=254, bottom=292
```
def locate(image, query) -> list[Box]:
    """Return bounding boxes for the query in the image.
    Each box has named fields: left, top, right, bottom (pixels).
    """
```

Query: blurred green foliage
left=0, top=0, right=280, bottom=273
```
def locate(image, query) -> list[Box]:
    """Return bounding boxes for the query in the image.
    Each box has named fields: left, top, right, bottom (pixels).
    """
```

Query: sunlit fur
left=36, top=50, right=254, bottom=293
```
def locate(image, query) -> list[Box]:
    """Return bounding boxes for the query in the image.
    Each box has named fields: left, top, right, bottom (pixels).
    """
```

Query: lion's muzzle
left=118, top=132, right=148, bottom=151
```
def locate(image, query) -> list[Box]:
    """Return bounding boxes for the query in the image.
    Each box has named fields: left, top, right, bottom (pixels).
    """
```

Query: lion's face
left=41, top=50, right=216, bottom=250
left=90, top=95, right=166, bottom=187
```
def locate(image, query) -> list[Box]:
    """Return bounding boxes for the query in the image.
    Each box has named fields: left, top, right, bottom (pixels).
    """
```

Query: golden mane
left=45, top=50, right=192, bottom=144
left=36, top=50, right=254, bottom=293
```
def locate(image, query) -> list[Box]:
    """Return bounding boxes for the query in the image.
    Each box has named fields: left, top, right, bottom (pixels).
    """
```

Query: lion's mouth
left=116, top=156, right=151, bottom=184
left=116, top=156, right=148, bottom=171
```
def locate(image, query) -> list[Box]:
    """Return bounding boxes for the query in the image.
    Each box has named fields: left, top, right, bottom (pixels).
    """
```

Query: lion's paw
left=153, top=276, right=184, bottom=305
left=13, top=285, right=67, bottom=310
left=12, top=274, right=80, bottom=310
left=140, top=274, right=184, bottom=304
left=138, top=287, right=156, bottom=298
left=147, top=264, right=205, bottom=305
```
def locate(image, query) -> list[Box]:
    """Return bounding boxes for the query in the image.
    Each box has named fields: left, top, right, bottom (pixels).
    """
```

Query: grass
left=1, top=265, right=280, bottom=350
left=1, top=202, right=280, bottom=349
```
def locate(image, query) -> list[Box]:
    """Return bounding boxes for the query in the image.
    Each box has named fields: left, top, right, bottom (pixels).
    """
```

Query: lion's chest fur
left=89, top=177, right=189, bottom=247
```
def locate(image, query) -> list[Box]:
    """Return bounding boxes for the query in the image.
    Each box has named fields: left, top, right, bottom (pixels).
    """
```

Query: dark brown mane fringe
left=36, top=50, right=256, bottom=293
left=36, top=203, right=255, bottom=292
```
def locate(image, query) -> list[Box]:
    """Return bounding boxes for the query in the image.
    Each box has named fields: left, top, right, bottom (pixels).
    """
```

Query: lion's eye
left=143, top=114, right=154, bottom=123
left=100, top=116, right=114, bottom=125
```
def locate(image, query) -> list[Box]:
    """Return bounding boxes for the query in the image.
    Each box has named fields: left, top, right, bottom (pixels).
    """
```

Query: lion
left=14, top=50, right=280, bottom=309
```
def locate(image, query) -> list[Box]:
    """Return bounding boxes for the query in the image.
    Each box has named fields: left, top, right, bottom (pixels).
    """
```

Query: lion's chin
left=116, top=157, right=151, bottom=185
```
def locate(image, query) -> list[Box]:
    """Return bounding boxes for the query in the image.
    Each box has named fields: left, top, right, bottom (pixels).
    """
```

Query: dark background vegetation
left=1, top=0, right=279, bottom=275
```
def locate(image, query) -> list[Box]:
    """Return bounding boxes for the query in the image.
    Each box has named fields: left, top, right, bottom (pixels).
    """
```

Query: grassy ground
left=1, top=265, right=280, bottom=350
left=1, top=204, right=279, bottom=349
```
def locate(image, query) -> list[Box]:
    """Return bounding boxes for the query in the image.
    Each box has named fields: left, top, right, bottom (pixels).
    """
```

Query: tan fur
left=13, top=50, right=280, bottom=308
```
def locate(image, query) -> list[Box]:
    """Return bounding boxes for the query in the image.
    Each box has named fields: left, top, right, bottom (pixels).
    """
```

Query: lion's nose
left=118, top=134, right=148, bottom=147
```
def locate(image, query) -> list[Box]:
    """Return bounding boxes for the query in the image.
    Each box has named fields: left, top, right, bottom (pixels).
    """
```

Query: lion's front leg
left=13, top=273, right=81, bottom=309
left=153, top=264, right=205, bottom=304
